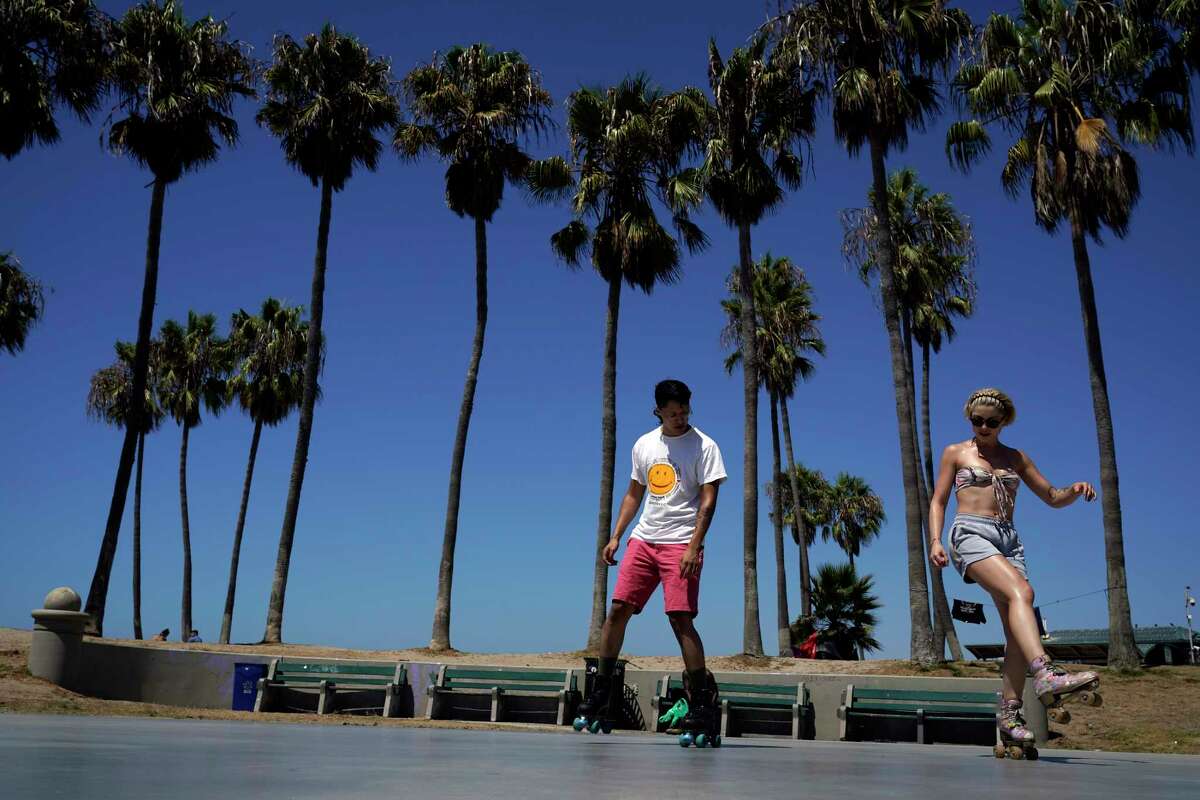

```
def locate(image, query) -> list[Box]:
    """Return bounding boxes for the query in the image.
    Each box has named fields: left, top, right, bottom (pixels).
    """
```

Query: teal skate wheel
left=711, top=735, right=722, bottom=748
left=573, top=717, right=586, bottom=732
left=695, top=733, right=708, bottom=748
left=588, top=719, right=603, bottom=734
left=678, top=732, right=693, bottom=747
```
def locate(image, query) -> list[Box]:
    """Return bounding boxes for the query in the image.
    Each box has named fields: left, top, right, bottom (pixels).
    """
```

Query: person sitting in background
left=186, top=630, right=202, bottom=643
left=150, top=629, right=169, bottom=642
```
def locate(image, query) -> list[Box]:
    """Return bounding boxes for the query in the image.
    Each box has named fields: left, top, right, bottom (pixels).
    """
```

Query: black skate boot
left=677, top=670, right=721, bottom=748
left=573, top=673, right=616, bottom=734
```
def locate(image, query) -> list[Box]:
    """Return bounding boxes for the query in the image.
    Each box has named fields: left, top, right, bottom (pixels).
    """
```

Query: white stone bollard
left=30, top=587, right=92, bottom=689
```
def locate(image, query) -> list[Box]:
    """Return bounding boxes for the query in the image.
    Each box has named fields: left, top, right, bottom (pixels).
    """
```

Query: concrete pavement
left=1, top=714, right=1196, bottom=799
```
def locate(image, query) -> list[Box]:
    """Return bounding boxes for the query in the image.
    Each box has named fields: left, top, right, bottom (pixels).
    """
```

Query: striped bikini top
left=955, top=466, right=1020, bottom=520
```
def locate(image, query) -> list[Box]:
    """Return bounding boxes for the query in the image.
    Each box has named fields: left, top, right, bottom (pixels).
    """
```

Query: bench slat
left=667, top=679, right=804, bottom=697
left=272, top=675, right=394, bottom=686
left=723, top=696, right=798, bottom=708
left=444, top=669, right=568, bottom=682
left=441, top=681, right=565, bottom=693
left=848, top=702, right=995, bottom=715
left=277, top=663, right=396, bottom=676
left=852, top=688, right=996, bottom=704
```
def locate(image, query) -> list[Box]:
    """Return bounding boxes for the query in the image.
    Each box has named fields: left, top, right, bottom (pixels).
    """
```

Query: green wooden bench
left=653, top=675, right=813, bottom=739
left=837, top=683, right=999, bottom=745
left=425, top=666, right=579, bottom=725
left=253, top=659, right=408, bottom=716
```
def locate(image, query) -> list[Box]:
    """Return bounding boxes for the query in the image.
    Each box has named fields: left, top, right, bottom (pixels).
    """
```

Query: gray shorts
left=948, top=513, right=1027, bottom=584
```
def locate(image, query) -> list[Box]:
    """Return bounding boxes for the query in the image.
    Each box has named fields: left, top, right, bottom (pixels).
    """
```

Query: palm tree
left=0, top=253, right=46, bottom=355
left=157, top=312, right=228, bottom=642
left=808, top=562, right=882, bottom=660
left=703, top=35, right=818, bottom=656
left=528, top=75, right=709, bottom=651
left=774, top=0, right=971, bottom=664
left=843, top=166, right=975, bottom=660
left=946, top=0, right=1193, bottom=668
left=778, top=463, right=832, bottom=619
left=722, top=255, right=825, bottom=655
left=823, top=473, right=885, bottom=570
left=220, top=299, right=314, bottom=645
left=83, top=0, right=253, bottom=635
left=257, top=25, right=399, bottom=644
left=87, top=340, right=165, bottom=639
left=1165, top=1, right=1200, bottom=71
left=395, top=45, right=554, bottom=652
left=0, top=0, right=109, bottom=159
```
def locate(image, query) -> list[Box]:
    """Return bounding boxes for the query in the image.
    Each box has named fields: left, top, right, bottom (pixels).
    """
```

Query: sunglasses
left=970, top=415, right=1002, bottom=429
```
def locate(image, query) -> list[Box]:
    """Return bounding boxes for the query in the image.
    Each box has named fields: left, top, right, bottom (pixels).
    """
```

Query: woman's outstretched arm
left=1015, top=450, right=1096, bottom=508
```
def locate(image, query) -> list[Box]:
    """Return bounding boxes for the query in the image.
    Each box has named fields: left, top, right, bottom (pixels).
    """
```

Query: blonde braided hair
left=963, top=387, right=1016, bottom=426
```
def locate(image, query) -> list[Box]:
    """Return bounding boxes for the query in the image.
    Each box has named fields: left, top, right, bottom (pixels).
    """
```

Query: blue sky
left=2, top=0, right=1198, bottom=658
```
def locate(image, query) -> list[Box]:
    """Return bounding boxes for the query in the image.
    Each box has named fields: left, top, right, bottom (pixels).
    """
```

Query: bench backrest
left=269, top=659, right=405, bottom=686
left=845, top=684, right=996, bottom=714
left=661, top=676, right=808, bottom=704
left=437, top=667, right=576, bottom=693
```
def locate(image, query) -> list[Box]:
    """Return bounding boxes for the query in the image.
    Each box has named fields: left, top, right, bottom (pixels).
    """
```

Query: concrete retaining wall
left=70, top=640, right=1046, bottom=743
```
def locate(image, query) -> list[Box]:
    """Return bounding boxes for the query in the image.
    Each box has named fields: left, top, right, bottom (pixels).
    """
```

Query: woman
left=929, top=388, right=1100, bottom=755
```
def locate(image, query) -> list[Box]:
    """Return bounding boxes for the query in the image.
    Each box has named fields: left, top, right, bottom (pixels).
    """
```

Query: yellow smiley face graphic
left=647, top=463, right=678, bottom=497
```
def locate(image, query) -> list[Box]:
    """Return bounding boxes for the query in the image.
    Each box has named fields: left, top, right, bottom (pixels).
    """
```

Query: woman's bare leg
left=967, top=556, right=1044, bottom=700
left=995, top=599, right=1028, bottom=701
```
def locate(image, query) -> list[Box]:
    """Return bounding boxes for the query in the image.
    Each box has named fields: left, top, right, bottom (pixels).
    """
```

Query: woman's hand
left=1069, top=481, right=1097, bottom=502
left=929, top=540, right=949, bottom=569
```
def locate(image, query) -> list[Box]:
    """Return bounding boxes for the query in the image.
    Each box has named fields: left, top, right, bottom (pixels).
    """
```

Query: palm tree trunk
left=429, top=214, right=490, bottom=652
left=769, top=391, right=790, bottom=656
left=586, top=272, right=621, bottom=651
left=264, top=178, right=333, bottom=644
left=779, top=399, right=810, bottom=617
left=132, top=431, right=145, bottom=640
left=221, top=418, right=262, bottom=644
left=868, top=135, right=935, bottom=664
left=1069, top=211, right=1139, bottom=668
left=737, top=221, right=763, bottom=657
left=179, top=424, right=192, bottom=642
left=901, top=317, right=943, bottom=659
left=85, top=178, right=167, bottom=635
left=922, top=340, right=963, bottom=661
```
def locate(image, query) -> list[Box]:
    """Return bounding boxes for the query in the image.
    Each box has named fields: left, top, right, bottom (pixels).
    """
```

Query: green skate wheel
left=573, top=717, right=586, bottom=732
left=678, top=732, right=693, bottom=747
left=588, top=719, right=603, bottom=734
left=711, top=735, right=722, bottom=748
left=695, top=733, right=708, bottom=748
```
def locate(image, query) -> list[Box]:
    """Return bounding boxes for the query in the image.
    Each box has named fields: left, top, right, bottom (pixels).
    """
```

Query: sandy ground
left=2, top=627, right=1197, bottom=752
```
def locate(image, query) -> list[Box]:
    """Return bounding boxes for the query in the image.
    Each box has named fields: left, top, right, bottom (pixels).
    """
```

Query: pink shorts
left=612, top=538, right=703, bottom=616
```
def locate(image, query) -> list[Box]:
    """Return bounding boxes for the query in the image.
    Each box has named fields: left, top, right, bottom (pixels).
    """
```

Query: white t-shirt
left=629, top=426, right=727, bottom=545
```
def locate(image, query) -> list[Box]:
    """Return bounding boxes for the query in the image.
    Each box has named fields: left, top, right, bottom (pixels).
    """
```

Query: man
left=577, top=379, right=726, bottom=734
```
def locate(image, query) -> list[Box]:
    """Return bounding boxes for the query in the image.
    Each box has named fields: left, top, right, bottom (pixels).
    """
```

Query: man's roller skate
left=573, top=672, right=618, bottom=734
left=1031, top=654, right=1102, bottom=724
left=993, top=699, right=1038, bottom=760
left=677, top=670, right=721, bottom=749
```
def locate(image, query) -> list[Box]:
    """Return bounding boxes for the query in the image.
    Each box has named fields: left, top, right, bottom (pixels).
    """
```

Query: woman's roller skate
left=1031, top=655, right=1102, bottom=724
left=677, top=670, right=721, bottom=749
left=573, top=673, right=617, bottom=734
left=993, top=699, right=1038, bottom=760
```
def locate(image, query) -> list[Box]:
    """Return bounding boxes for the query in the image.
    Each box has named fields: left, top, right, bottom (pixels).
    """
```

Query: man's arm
left=680, top=482, right=719, bottom=577
left=604, top=480, right=646, bottom=565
